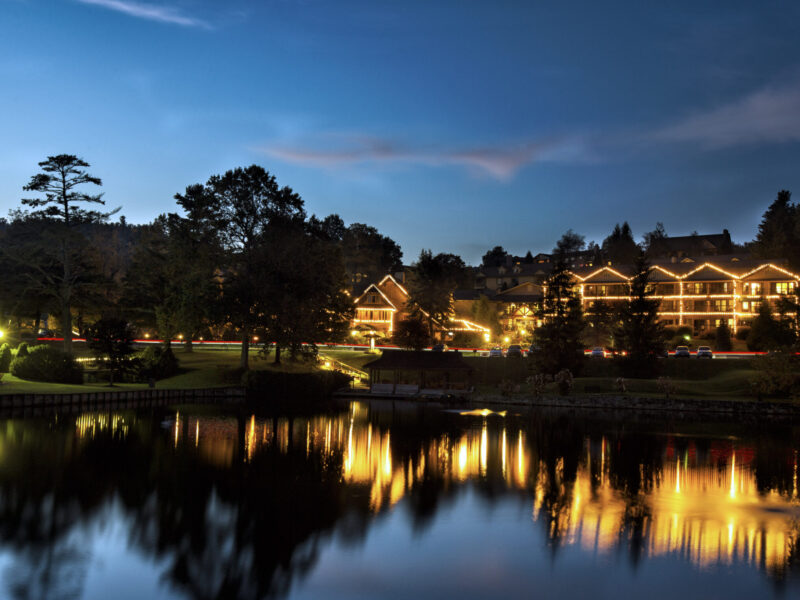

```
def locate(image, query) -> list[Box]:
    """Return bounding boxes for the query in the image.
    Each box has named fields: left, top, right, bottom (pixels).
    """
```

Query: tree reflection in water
left=0, top=403, right=798, bottom=599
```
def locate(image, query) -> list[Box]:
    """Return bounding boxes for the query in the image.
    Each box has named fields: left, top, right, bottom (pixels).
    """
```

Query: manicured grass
left=0, top=374, right=149, bottom=394
left=0, top=347, right=321, bottom=394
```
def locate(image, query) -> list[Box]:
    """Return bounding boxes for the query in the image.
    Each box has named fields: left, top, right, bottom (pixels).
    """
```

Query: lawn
left=0, top=347, right=322, bottom=395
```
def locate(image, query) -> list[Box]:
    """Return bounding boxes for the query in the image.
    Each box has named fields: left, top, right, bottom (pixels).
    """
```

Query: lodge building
left=573, top=257, right=799, bottom=333
left=352, top=255, right=799, bottom=342
left=353, top=274, right=488, bottom=340
left=455, top=257, right=800, bottom=339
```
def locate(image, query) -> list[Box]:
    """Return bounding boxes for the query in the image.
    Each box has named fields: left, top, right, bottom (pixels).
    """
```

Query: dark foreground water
left=1, top=402, right=799, bottom=599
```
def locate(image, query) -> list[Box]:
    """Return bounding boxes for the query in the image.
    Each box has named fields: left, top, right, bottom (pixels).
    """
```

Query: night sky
left=2, top=0, right=799, bottom=263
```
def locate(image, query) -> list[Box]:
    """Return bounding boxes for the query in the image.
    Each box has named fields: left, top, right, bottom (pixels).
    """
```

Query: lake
left=0, top=400, right=798, bottom=599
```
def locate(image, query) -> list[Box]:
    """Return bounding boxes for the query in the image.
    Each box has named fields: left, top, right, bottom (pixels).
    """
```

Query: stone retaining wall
left=0, top=386, right=246, bottom=413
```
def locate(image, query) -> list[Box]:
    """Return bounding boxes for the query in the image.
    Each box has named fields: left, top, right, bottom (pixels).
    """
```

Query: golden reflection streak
left=480, top=421, right=487, bottom=476
left=174, top=412, right=179, bottom=447
left=182, top=405, right=800, bottom=574
left=502, top=428, right=507, bottom=480
left=75, top=413, right=129, bottom=439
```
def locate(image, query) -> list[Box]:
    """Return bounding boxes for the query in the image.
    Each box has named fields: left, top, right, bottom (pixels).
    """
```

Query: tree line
left=0, top=155, right=409, bottom=370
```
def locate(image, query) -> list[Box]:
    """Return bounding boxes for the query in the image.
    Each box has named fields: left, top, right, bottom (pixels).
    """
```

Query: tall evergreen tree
left=532, top=259, right=584, bottom=374
left=553, top=229, right=585, bottom=256
left=16, top=155, right=115, bottom=354
left=747, top=300, right=794, bottom=351
left=752, top=190, right=798, bottom=268
left=408, top=250, right=468, bottom=341
left=614, top=250, right=665, bottom=376
left=602, top=222, right=639, bottom=265
left=481, top=246, right=508, bottom=267
left=584, top=299, right=616, bottom=349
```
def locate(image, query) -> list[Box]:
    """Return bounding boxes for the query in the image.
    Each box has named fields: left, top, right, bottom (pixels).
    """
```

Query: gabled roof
left=740, top=263, right=799, bottom=281
left=576, top=266, right=630, bottom=283
left=682, top=264, right=736, bottom=282
left=364, top=350, right=472, bottom=371
left=354, top=283, right=397, bottom=309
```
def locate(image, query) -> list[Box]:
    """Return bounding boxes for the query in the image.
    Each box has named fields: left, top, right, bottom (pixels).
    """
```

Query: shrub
left=554, top=369, right=573, bottom=395
left=715, top=323, right=733, bottom=352
left=525, top=373, right=551, bottom=397
left=750, top=353, right=800, bottom=399
left=136, top=345, right=180, bottom=380
left=735, top=327, right=750, bottom=341
left=11, top=345, right=83, bottom=384
left=450, top=331, right=485, bottom=349
left=15, top=342, right=29, bottom=358
left=0, top=344, right=12, bottom=373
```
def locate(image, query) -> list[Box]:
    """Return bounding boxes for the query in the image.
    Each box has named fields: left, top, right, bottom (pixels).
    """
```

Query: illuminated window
left=713, top=300, right=729, bottom=312
left=775, top=282, right=794, bottom=294
left=745, top=282, right=761, bottom=295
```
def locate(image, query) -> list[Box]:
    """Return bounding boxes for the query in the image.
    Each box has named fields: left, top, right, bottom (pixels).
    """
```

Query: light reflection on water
left=6, top=402, right=798, bottom=598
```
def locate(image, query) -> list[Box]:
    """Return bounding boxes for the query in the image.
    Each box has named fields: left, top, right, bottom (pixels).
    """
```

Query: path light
left=253, top=336, right=259, bottom=342
left=0, top=330, right=4, bottom=339
left=351, top=330, right=358, bottom=337
left=504, top=336, right=510, bottom=343
left=483, top=333, right=490, bottom=342
left=178, top=334, right=184, bottom=340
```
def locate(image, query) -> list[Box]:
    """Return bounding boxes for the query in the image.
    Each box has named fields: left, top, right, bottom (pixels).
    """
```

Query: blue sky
left=2, top=0, right=800, bottom=264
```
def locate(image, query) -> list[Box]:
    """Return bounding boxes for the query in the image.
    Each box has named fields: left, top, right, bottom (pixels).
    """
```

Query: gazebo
left=363, top=350, right=473, bottom=395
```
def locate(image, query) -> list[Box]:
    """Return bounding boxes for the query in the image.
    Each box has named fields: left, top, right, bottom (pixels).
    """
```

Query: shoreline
left=337, top=390, right=800, bottom=418
left=0, top=386, right=245, bottom=413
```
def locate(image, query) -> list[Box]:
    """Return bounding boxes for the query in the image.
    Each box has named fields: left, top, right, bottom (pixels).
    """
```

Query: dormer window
left=498, top=266, right=506, bottom=274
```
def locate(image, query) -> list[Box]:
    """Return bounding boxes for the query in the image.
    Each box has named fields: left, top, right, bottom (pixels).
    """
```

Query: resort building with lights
left=572, top=257, right=799, bottom=334
left=352, top=274, right=410, bottom=336
left=457, top=255, right=799, bottom=339
left=352, top=274, right=489, bottom=341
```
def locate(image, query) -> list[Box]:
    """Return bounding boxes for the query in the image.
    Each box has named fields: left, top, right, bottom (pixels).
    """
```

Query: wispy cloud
left=255, top=134, right=588, bottom=180
left=654, top=82, right=800, bottom=147
left=76, top=0, right=210, bottom=28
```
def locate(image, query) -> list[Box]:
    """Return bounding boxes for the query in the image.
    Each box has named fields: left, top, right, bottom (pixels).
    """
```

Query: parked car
left=489, top=347, right=504, bottom=357
left=697, top=346, right=713, bottom=359
left=507, top=344, right=523, bottom=358
left=590, top=347, right=606, bottom=358
left=674, top=345, right=691, bottom=357
left=431, top=344, right=448, bottom=352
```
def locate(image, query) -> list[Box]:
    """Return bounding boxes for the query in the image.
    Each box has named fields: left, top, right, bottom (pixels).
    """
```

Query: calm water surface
left=1, top=402, right=799, bottom=599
